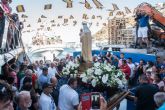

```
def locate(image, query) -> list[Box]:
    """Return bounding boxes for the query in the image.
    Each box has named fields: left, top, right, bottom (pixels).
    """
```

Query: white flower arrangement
left=62, top=61, right=79, bottom=77
left=80, top=62, right=127, bottom=88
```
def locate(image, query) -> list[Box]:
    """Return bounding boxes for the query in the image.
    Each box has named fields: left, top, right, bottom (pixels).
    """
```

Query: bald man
left=50, top=77, right=59, bottom=106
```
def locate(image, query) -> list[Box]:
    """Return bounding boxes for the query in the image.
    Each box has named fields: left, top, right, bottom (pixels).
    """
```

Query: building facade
left=108, top=17, right=135, bottom=45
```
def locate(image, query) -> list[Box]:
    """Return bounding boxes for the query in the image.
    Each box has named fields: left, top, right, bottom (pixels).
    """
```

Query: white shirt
left=48, top=67, right=58, bottom=77
left=19, top=77, right=25, bottom=90
left=128, top=63, right=135, bottom=78
left=58, top=85, right=79, bottom=110
left=39, top=93, right=56, bottom=110
left=35, top=68, right=42, bottom=77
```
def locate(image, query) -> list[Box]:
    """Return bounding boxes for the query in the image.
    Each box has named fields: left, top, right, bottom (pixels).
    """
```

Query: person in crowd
left=16, top=91, right=32, bottom=110
left=58, top=78, right=79, bottom=110
left=127, top=58, right=135, bottom=79
left=39, top=60, right=44, bottom=67
left=131, top=74, right=159, bottom=110
left=136, top=11, right=149, bottom=48
left=145, top=61, right=154, bottom=73
left=105, top=52, right=112, bottom=64
left=160, top=65, right=165, bottom=79
left=33, top=63, right=42, bottom=77
left=57, top=61, right=65, bottom=73
left=27, top=65, right=38, bottom=89
left=120, top=60, right=131, bottom=80
left=134, top=60, right=145, bottom=85
left=0, top=80, right=14, bottom=110
left=38, top=67, right=50, bottom=89
left=155, top=56, right=163, bottom=70
left=39, top=82, right=56, bottom=110
left=154, top=92, right=165, bottom=109
left=30, top=94, right=39, bottom=110
left=50, top=76, right=58, bottom=106
left=8, top=64, right=19, bottom=86
left=118, top=53, right=125, bottom=68
left=19, top=69, right=32, bottom=90
left=7, top=76, right=18, bottom=94
left=153, top=74, right=165, bottom=91
left=146, top=71, right=153, bottom=83
left=48, top=62, right=58, bottom=77
left=17, top=64, right=27, bottom=88
left=21, top=77, right=33, bottom=91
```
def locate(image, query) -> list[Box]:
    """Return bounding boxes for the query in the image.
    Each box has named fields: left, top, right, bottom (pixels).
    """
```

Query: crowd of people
left=0, top=52, right=165, bottom=110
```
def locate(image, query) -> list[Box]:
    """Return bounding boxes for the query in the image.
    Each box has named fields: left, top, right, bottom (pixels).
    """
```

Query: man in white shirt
left=48, top=63, right=58, bottom=77
left=58, top=78, right=79, bottom=110
left=127, top=58, right=135, bottom=78
left=39, top=82, right=56, bottom=110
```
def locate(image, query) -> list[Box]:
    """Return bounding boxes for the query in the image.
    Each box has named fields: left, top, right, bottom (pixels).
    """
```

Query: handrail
left=107, top=91, right=129, bottom=110
left=0, top=3, right=24, bottom=54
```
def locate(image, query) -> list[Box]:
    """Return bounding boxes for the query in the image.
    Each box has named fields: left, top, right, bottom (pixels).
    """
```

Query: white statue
left=79, top=22, right=92, bottom=62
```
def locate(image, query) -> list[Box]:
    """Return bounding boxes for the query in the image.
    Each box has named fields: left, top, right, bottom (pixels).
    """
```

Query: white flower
left=87, top=68, right=94, bottom=75
left=75, top=64, right=79, bottom=68
left=63, top=72, right=69, bottom=75
left=74, top=70, right=78, bottom=74
left=102, top=74, right=109, bottom=84
left=80, top=73, right=86, bottom=78
left=95, top=69, right=102, bottom=75
left=94, top=62, right=100, bottom=67
left=82, top=77, right=88, bottom=83
left=91, top=79, right=97, bottom=87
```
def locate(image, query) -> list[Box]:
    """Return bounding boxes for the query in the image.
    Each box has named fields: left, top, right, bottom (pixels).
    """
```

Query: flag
left=116, top=11, right=124, bottom=16
left=112, top=3, right=119, bottom=10
left=64, top=19, right=68, bottom=24
left=85, top=0, right=92, bottom=9
left=40, top=25, right=44, bottom=28
left=27, top=24, right=31, bottom=27
left=73, top=20, right=77, bottom=26
left=109, top=11, right=113, bottom=16
left=38, top=18, right=41, bottom=23
left=96, top=22, right=99, bottom=26
left=69, top=15, right=74, bottom=19
left=23, top=19, right=26, bottom=22
left=92, top=15, right=95, bottom=19
left=92, top=0, right=103, bottom=9
left=44, top=4, right=52, bottom=10
left=58, top=16, right=63, bottom=19
left=97, top=16, right=102, bottom=20
left=16, top=5, right=25, bottom=12
left=82, top=14, right=88, bottom=19
left=125, top=7, right=131, bottom=14
left=21, top=14, right=28, bottom=18
left=51, top=24, right=56, bottom=27
left=47, top=27, right=51, bottom=31
left=41, top=15, right=47, bottom=18
left=103, top=23, right=106, bottom=26
left=66, top=0, right=73, bottom=8
left=50, top=20, right=55, bottom=23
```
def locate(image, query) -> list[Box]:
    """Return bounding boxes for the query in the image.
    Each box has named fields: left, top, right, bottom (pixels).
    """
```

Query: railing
left=107, top=91, right=129, bottom=110
left=0, top=6, right=24, bottom=54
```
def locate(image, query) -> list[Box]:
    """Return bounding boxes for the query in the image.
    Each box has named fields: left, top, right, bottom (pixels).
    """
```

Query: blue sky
left=10, top=0, right=165, bottom=44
